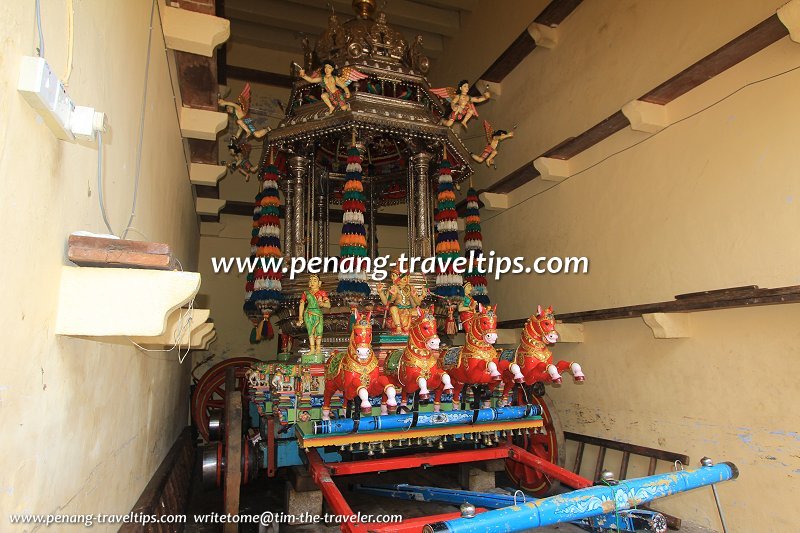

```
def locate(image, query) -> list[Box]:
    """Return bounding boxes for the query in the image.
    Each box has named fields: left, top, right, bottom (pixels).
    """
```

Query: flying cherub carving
left=218, top=83, right=270, bottom=142
left=298, top=60, right=368, bottom=115
left=471, top=120, right=514, bottom=169
left=431, top=81, right=491, bottom=129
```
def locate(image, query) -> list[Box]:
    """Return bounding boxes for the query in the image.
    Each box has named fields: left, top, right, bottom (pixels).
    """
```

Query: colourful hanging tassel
left=434, top=159, right=464, bottom=301
left=337, top=145, right=370, bottom=298
left=244, top=161, right=283, bottom=341
left=463, top=187, right=490, bottom=304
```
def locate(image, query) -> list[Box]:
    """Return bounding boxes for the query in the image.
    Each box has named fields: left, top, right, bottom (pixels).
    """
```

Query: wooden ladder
left=565, top=431, right=690, bottom=530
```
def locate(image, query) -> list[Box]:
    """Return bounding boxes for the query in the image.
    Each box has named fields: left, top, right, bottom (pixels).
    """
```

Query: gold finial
left=352, top=0, right=376, bottom=19
left=351, top=128, right=357, bottom=146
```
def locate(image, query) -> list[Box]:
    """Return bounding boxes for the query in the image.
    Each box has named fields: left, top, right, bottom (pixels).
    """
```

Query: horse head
left=350, top=309, right=373, bottom=361
left=409, top=305, right=440, bottom=352
left=472, top=304, right=498, bottom=345
left=527, top=305, right=559, bottom=344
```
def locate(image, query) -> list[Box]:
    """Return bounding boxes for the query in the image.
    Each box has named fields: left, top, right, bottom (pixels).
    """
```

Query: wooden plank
left=227, top=65, right=294, bottom=89
left=498, top=285, right=800, bottom=327
left=675, top=285, right=759, bottom=300
left=640, top=14, right=788, bottom=105
left=223, top=369, right=242, bottom=532
left=543, top=111, right=630, bottom=160
left=120, top=427, right=194, bottom=532
left=67, top=235, right=175, bottom=270
left=480, top=30, right=537, bottom=83
left=534, top=0, right=584, bottom=27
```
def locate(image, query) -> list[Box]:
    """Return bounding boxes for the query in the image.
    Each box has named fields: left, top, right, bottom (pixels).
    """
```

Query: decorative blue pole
left=424, top=462, right=738, bottom=533
left=313, top=405, right=541, bottom=435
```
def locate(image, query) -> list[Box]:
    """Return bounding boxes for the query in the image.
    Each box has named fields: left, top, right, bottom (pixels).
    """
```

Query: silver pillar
left=315, top=171, right=327, bottom=257
left=283, top=179, right=294, bottom=259
left=288, top=155, right=309, bottom=258
left=411, top=152, right=433, bottom=257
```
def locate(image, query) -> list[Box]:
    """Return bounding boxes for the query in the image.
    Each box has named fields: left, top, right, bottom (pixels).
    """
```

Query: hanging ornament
left=244, top=150, right=283, bottom=341
left=336, top=140, right=370, bottom=299
left=463, top=187, right=489, bottom=305
left=434, top=158, right=463, bottom=300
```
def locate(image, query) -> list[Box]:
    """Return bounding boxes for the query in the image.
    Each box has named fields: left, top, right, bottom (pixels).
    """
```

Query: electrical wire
left=34, top=0, right=45, bottom=57
left=479, top=62, right=800, bottom=226
left=63, top=0, right=74, bottom=85
left=96, top=131, right=116, bottom=235
left=122, top=0, right=157, bottom=240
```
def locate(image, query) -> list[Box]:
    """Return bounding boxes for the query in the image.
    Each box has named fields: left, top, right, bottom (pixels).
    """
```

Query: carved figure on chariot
left=383, top=305, right=453, bottom=412
left=296, top=274, right=330, bottom=356
left=377, top=266, right=428, bottom=335
left=297, top=61, right=368, bottom=115
left=497, top=305, right=586, bottom=406
left=322, top=310, right=398, bottom=420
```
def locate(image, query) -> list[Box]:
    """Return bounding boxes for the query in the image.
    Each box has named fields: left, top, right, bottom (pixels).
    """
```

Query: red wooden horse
left=386, top=305, right=453, bottom=412
left=322, top=310, right=398, bottom=420
left=498, top=305, right=585, bottom=405
left=445, top=304, right=502, bottom=408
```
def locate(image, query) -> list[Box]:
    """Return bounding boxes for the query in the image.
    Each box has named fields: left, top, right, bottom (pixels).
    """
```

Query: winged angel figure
left=299, top=60, right=368, bottom=115
left=471, top=120, right=514, bottom=169
left=430, top=81, right=491, bottom=129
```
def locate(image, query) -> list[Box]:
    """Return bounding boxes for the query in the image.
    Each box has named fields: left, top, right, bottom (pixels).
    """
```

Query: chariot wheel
left=192, top=357, right=258, bottom=441
left=504, top=391, right=565, bottom=496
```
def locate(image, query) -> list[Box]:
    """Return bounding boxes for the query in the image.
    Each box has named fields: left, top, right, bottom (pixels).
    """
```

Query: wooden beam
left=534, top=0, right=584, bottom=27
left=640, top=14, right=788, bottom=105
left=67, top=235, right=175, bottom=270
left=542, top=111, right=630, bottom=160
left=195, top=184, right=220, bottom=199
left=480, top=30, right=538, bottom=84
left=227, top=65, right=293, bottom=88
left=188, top=138, right=218, bottom=164
left=490, top=162, right=541, bottom=194
left=174, top=51, right=218, bottom=111
left=497, top=285, right=800, bottom=328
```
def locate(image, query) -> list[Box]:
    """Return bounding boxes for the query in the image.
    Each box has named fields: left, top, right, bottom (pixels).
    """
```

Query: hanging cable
left=96, top=131, right=116, bottom=235
left=34, top=0, right=45, bottom=57
left=63, top=0, right=74, bottom=85
left=122, top=0, right=157, bottom=239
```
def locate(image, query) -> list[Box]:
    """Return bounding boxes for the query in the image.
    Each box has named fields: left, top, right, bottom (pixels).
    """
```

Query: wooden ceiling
left=222, top=0, right=478, bottom=60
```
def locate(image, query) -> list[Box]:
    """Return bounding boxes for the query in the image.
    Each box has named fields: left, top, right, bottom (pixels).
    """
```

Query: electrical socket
left=18, top=56, right=75, bottom=141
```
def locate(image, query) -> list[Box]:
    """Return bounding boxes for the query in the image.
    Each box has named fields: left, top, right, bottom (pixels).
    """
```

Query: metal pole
left=283, top=173, right=294, bottom=259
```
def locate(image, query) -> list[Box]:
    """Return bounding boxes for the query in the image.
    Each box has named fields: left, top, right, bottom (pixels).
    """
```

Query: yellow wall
left=0, top=0, right=199, bottom=526
left=438, top=0, right=800, bottom=530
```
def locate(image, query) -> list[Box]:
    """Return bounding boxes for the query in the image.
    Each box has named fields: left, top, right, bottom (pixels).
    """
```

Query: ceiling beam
left=227, top=65, right=293, bottom=88
left=410, top=0, right=478, bottom=10
left=286, top=0, right=461, bottom=37
left=227, top=18, right=444, bottom=58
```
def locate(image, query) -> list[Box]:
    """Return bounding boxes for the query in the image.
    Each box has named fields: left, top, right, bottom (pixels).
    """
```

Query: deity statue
left=471, top=120, right=514, bottom=169
left=431, top=81, right=491, bottom=129
left=296, top=274, right=330, bottom=354
left=458, top=281, right=478, bottom=331
left=377, top=267, right=427, bottom=334
left=298, top=60, right=367, bottom=115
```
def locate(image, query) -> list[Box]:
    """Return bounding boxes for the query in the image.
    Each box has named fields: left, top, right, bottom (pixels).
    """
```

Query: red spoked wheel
left=504, top=390, right=565, bottom=496
left=191, top=357, right=258, bottom=441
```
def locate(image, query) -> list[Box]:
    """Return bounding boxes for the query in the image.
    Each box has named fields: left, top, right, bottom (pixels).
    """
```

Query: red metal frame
left=305, top=444, right=592, bottom=533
